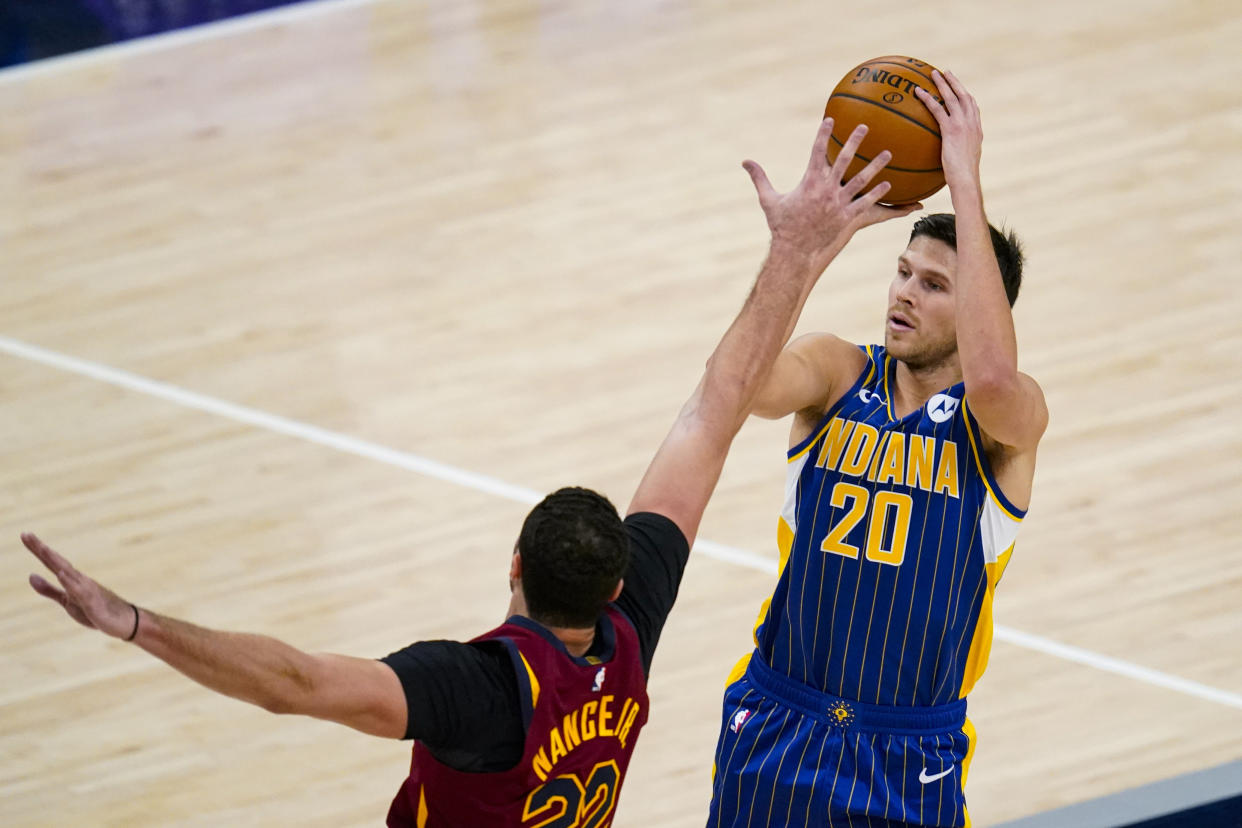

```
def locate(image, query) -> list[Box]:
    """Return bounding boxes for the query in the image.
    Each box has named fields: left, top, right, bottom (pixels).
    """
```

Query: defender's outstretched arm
left=21, top=532, right=409, bottom=739
left=628, top=119, right=920, bottom=544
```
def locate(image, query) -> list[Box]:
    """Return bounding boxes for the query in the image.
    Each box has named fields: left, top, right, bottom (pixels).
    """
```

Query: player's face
left=884, top=236, right=958, bottom=368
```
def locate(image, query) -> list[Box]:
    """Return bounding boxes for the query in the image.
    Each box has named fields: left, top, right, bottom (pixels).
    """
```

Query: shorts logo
left=927, top=393, right=960, bottom=423
left=729, top=709, right=754, bottom=733
left=592, top=667, right=606, bottom=692
left=827, top=701, right=855, bottom=728
left=919, top=766, right=954, bottom=784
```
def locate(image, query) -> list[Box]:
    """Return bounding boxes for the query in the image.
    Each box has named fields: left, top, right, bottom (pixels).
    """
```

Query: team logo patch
left=592, top=667, right=606, bottom=693
left=927, top=393, right=960, bottom=423
left=729, top=708, right=754, bottom=733
left=827, top=701, right=856, bottom=728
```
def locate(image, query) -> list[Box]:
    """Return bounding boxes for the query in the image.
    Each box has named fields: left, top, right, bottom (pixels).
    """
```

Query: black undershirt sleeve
left=612, top=511, right=692, bottom=675
left=379, top=639, right=525, bottom=772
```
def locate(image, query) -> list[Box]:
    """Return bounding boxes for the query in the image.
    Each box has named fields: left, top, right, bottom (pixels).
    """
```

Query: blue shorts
left=708, top=653, right=974, bottom=828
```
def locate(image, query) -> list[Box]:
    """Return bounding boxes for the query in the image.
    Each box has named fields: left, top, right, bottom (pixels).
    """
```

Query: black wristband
left=124, top=604, right=140, bottom=642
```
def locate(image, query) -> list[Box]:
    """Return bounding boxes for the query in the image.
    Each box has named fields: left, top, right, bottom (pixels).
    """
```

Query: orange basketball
left=823, top=55, right=945, bottom=205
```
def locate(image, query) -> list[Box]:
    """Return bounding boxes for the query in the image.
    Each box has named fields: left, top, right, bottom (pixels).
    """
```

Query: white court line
left=994, top=626, right=1242, bottom=710
left=0, top=0, right=379, bottom=84
left=4, top=334, right=1242, bottom=712
left=0, top=336, right=544, bottom=507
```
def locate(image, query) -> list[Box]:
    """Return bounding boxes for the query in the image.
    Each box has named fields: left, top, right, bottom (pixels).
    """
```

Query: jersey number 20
left=523, top=760, right=620, bottom=828
left=819, top=483, right=913, bottom=565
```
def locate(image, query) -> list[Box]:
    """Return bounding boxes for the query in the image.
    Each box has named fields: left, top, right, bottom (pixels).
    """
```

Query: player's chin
left=884, top=333, right=912, bottom=357
left=884, top=335, right=928, bottom=367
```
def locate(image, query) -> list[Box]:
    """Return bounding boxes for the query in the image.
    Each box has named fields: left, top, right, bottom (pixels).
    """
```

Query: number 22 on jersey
left=522, top=760, right=619, bottom=828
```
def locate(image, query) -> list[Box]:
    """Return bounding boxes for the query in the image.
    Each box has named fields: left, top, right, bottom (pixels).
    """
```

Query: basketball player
left=20, top=120, right=919, bottom=827
left=708, top=70, right=1048, bottom=827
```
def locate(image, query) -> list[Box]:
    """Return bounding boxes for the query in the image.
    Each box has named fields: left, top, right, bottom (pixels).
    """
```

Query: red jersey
left=387, top=607, right=650, bottom=828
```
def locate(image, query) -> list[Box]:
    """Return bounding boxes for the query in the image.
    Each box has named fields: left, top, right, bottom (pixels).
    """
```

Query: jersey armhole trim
left=787, top=344, right=875, bottom=461
left=607, top=603, right=640, bottom=640
left=496, top=638, right=538, bottom=730
left=962, top=400, right=1027, bottom=520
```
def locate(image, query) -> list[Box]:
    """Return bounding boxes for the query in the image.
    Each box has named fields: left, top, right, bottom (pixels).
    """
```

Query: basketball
left=823, top=55, right=946, bottom=205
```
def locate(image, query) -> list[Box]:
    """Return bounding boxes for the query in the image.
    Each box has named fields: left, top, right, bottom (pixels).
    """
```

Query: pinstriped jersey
left=753, top=345, right=1025, bottom=707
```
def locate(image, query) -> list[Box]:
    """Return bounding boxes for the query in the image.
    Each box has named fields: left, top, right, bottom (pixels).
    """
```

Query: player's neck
left=545, top=625, right=596, bottom=658
left=506, top=593, right=596, bottom=657
left=892, top=356, right=961, bottom=415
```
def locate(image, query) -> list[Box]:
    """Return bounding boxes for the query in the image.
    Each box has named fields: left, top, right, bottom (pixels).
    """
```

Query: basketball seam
left=827, top=135, right=942, bottom=174
left=828, top=93, right=941, bottom=138
left=862, top=60, right=938, bottom=86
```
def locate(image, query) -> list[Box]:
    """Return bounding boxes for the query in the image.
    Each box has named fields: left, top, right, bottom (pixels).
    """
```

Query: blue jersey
left=749, top=345, right=1025, bottom=707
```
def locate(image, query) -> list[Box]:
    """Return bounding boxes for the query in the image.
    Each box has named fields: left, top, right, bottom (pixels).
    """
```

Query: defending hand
left=743, top=118, right=921, bottom=262
left=22, top=533, right=139, bottom=640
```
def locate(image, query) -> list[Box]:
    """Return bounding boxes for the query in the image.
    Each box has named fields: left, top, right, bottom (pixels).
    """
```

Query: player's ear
left=509, top=549, right=522, bottom=582
left=608, top=579, right=624, bottom=603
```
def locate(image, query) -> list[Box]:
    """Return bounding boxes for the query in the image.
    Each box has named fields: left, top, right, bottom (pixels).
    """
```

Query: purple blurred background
left=1, top=0, right=309, bottom=67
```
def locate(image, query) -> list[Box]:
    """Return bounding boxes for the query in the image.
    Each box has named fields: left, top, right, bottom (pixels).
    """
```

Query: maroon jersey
left=387, top=607, right=650, bottom=828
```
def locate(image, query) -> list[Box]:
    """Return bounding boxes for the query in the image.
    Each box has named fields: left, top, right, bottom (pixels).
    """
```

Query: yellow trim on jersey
left=994, top=544, right=1014, bottom=582
left=961, top=716, right=978, bottom=828
left=775, top=511, right=795, bottom=571
left=725, top=650, right=752, bottom=686
left=519, top=651, right=541, bottom=709
left=962, top=400, right=1022, bottom=522
left=882, top=354, right=896, bottom=421
left=862, top=345, right=878, bottom=387
left=417, top=787, right=429, bottom=828
left=961, top=716, right=978, bottom=786
left=790, top=347, right=881, bottom=464
left=724, top=515, right=795, bottom=687
left=958, top=543, right=1014, bottom=698
left=790, top=417, right=839, bottom=463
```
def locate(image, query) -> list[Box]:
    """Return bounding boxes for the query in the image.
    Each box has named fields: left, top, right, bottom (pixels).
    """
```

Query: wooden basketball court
left=2, top=0, right=1240, bottom=824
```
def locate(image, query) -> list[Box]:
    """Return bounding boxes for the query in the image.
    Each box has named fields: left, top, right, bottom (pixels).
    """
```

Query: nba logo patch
left=730, top=709, right=754, bottom=733
left=592, top=667, right=606, bottom=692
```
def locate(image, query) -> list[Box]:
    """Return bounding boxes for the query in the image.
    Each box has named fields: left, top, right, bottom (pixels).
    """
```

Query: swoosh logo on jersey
left=859, top=388, right=885, bottom=405
left=919, top=767, right=954, bottom=784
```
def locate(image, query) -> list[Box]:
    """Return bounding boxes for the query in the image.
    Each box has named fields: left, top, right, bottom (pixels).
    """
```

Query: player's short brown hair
left=910, top=213, right=1025, bottom=306
left=517, top=487, right=629, bottom=628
